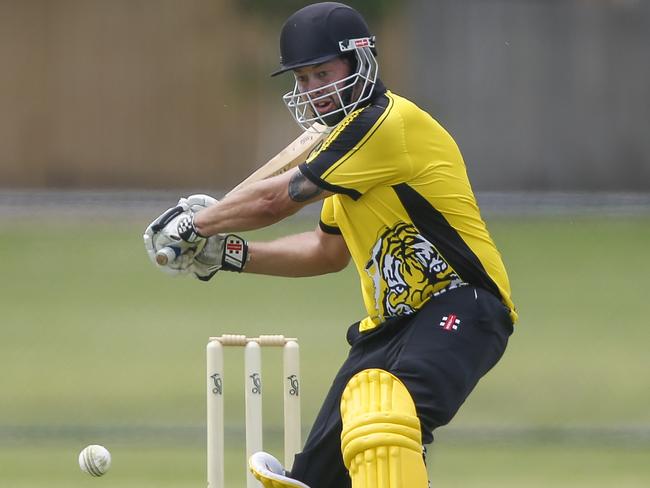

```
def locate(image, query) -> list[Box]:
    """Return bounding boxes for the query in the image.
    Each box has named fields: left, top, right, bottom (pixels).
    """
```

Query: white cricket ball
left=78, top=444, right=112, bottom=477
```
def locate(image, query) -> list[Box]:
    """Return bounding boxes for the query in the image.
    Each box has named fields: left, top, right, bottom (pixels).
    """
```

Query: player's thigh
left=393, top=286, right=512, bottom=436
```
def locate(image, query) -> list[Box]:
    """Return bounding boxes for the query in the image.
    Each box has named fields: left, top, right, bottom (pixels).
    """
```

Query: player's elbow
left=326, top=252, right=350, bottom=273
left=321, top=240, right=351, bottom=273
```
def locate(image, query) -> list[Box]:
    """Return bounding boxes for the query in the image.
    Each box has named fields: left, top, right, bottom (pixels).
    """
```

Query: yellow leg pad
left=340, top=369, right=429, bottom=488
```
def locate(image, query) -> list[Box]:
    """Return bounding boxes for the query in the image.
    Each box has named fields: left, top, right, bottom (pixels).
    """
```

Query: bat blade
left=226, top=122, right=328, bottom=196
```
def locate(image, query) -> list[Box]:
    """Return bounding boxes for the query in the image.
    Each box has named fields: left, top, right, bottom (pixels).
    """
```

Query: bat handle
left=155, top=246, right=177, bottom=266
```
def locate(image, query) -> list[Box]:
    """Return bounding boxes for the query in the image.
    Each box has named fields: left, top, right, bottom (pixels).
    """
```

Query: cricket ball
left=78, top=444, right=112, bottom=477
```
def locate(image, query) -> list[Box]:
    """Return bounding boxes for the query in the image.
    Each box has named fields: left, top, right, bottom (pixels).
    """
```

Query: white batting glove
left=174, top=193, right=218, bottom=243
left=192, top=233, right=249, bottom=281
left=177, top=194, right=218, bottom=213
left=143, top=205, right=196, bottom=275
left=249, top=452, right=310, bottom=488
left=143, top=194, right=218, bottom=275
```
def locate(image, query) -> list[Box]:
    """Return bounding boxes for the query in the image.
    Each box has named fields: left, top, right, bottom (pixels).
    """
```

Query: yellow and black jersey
left=299, top=89, right=517, bottom=332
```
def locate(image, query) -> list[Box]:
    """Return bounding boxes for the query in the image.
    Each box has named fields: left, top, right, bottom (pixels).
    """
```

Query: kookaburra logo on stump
left=250, top=373, right=262, bottom=394
left=210, top=373, right=222, bottom=395
left=287, top=374, right=300, bottom=396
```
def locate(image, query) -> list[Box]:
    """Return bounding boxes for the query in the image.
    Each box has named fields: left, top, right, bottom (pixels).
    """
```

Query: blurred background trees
left=1, top=0, right=648, bottom=191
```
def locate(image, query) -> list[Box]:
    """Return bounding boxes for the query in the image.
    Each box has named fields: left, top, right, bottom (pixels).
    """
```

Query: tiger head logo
left=365, top=222, right=460, bottom=320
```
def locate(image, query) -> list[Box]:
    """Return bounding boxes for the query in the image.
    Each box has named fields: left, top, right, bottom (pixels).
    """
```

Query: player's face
left=293, top=57, right=353, bottom=115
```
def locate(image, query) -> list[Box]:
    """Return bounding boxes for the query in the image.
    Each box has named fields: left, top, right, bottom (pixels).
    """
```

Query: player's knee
left=340, top=369, right=429, bottom=488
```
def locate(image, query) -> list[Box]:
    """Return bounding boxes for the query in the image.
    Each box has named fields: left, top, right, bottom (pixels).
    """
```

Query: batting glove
left=192, top=233, right=249, bottom=281
left=143, top=194, right=218, bottom=275
left=249, top=452, right=310, bottom=488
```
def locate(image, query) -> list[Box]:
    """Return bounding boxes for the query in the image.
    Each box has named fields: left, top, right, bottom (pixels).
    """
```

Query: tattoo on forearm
left=289, top=171, right=323, bottom=202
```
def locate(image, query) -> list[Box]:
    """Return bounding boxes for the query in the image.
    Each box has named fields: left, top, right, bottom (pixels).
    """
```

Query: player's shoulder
left=345, top=85, right=392, bottom=130
left=385, top=91, right=434, bottom=122
left=385, top=91, right=453, bottom=142
left=318, top=87, right=432, bottom=153
left=319, top=88, right=393, bottom=151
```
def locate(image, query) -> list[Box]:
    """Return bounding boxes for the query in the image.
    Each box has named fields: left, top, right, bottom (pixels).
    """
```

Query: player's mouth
left=314, top=98, right=336, bottom=114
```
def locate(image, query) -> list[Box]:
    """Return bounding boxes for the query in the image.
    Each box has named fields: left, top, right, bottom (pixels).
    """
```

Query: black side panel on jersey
left=393, top=183, right=502, bottom=300
left=298, top=93, right=391, bottom=200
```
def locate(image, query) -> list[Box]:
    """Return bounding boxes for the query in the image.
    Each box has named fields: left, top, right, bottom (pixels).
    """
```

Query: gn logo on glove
left=224, top=235, right=246, bottom=270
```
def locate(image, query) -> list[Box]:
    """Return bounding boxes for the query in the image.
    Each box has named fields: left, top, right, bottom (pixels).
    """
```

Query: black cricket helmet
left=273, top=2, right=379, bottom=129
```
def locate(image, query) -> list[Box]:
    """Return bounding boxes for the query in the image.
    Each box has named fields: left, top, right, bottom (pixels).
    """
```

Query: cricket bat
left=155, top=123, right=329, bottom=266
left=225, top=122, right=328, bottom=196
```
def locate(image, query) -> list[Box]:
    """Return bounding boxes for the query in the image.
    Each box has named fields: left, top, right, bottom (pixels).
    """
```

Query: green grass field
left=1, top=213, right=649, bottom=487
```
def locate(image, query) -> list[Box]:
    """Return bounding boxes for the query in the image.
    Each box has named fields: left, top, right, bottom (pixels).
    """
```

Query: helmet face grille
left=282, top=46, right=379, bottom=130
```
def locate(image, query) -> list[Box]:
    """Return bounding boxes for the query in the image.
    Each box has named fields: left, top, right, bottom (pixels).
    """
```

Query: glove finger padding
left=174, top=194, right=219, bottom=243
left=144, top=194, right=218, bottom=275
left=178, top=194, right=218, bottom=213
left=248, top=452, right=310, bottom=488
left=144, top=215, right=200, bottom=275
left=192, top=234, right=226, bottom=281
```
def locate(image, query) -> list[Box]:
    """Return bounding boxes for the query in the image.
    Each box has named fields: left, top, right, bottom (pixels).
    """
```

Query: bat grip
left=155, top=246, right=178, bottom=266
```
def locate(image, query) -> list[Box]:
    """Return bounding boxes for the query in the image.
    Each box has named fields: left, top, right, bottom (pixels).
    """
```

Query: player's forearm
left=194, top=181, right=297, bottom=235
left=245, top=232, right=349, bottom=277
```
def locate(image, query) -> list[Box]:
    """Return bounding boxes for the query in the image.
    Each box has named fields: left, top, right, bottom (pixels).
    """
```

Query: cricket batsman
left=144, top=3, right=517, bottom=487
